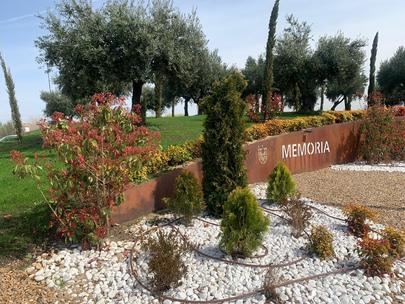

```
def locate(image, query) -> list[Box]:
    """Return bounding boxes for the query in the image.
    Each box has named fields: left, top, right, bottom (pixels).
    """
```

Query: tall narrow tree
left=0, top=52, right=23, bottom=143
left=263, top=0, right=280, bottom=120
left=202, top=72, right=248, bottom=216
left=368, top=32, right=379, bottom=106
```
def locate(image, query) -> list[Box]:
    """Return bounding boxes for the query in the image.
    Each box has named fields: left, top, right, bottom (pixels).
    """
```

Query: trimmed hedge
left=245, top=110, right=367, bottom=141
left=134, top=110, right=368, bottom=183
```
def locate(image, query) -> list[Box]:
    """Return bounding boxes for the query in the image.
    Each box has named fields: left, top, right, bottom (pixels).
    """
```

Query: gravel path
left=331, top=162, right=405, bottom=173
left=0, top=261, right=74, bottom=304
left=294, top=168, right=405, bottom=229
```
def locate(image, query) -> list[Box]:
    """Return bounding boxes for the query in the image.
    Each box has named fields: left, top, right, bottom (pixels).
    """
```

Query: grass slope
left=147, top=115, right=205, bottom=148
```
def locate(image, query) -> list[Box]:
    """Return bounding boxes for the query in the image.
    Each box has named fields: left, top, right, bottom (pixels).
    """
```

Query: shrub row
left=245, top=110, right=367, bottom=141
left=132, top=137, right=203, bottom=183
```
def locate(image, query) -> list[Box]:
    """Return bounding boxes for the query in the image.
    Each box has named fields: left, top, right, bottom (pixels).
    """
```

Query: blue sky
left=0, top=0, right=404, bottom=122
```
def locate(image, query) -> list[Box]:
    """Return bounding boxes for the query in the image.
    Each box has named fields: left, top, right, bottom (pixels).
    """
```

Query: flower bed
left=28, top=183, right=405, bottom=304
left=245, top=110, right=366, bottom=141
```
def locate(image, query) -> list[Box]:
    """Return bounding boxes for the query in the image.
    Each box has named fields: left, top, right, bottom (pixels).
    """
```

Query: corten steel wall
left=113, top=162, right=203, bottom=223
left=245, top=120, right=361, bottom=183
left=112, top=120, right=361, bottom=223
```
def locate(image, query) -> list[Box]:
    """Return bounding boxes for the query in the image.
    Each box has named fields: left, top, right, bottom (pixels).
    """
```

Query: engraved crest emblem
left=257, top=145, right=268, bottom=165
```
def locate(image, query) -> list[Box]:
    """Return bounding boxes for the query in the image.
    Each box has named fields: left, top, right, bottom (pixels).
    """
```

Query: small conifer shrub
left=165, top=171, right=204, bottom=225
left=382, top=227, right=405, bottom=258
left=220, top=187, right=270, bottom=258
left=267, top=162, right=296, bottom=204
left=343, top=204, right=377, bottom=238
left=143, top=230, right=192, bottom=293
left=358, top=237, right=394, bottom=276
left=307, top=225, right=335, bottom=260
left=284, top=197, right=312, bottom=238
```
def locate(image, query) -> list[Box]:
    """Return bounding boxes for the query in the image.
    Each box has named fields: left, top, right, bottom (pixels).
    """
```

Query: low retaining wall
left=112, top=120, right=361, bottom=223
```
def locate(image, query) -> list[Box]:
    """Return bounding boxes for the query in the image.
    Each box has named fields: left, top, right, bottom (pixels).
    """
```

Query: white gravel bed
left=331, top=162, right=405, bottom=173
left=27, top=183, right=405, bottom=304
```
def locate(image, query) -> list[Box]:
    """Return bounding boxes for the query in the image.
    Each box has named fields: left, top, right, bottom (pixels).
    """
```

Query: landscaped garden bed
left=3, top=73, right=403, bottom=304
left=2, top=1, right=405, bottom=303
left=26, top=182, right=404, bottom=304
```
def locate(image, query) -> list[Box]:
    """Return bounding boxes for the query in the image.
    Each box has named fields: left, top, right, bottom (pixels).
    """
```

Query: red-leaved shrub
left=359, top=106, right=405, bottom=163
left=393, top=106, right=405, bottom=117
left=12, top=93, right=159, bottom=246
left=344, top=204, right=376, bottom=238
left=358, top=237, right=394, bottom=276
left=246, top=94, right=261, bottom=123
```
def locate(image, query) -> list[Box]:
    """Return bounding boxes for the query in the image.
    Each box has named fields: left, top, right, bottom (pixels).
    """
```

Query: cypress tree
left=263, top=0, right=280, bottom=120
left=202, top=72, right=248, bottom=217
left=0, top=52, right=23, bottom=143
left=368, top=32, right=379, bottom=106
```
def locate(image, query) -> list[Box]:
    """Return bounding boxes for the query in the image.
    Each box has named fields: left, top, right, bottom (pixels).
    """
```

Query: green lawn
left=0, top=131, right=54, bottom=263
left=147, top=115, right=205, bottom=148
left=0, top=112, right=317, bottom=262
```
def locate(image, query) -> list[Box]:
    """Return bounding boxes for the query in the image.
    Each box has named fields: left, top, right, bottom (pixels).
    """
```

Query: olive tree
left=314, top=33, right=367, bottom=110
left=377, top=47, right=405, bottom=103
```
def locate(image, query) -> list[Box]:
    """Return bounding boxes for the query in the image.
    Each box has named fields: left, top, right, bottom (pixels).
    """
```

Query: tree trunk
left=345, top=96, right=352, bottom=111
left=331, top=96, right=344, bottom=111
left=263, top=94, right=269, bottom=121
left=293, top=83, right=300, bottom=111
left=171, top=98, right=175, bottom=117
left=255, top=94, right=260, bottom=113
left=154, top=77, right=163, bottom=118
left=320, top=85, right=325, bottom=112
left=197, top=103, right=203, bottom=115
left=132, top=80, right=145, bottom=123
left=184, top=97, right=190, bottom=116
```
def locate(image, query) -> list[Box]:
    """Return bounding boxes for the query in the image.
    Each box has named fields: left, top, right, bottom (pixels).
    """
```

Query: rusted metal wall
left=245, top=120, right=361, bottom=182
left=112, top=120, right=361, bottom=223
left=113, top=162, right=203, bottom=223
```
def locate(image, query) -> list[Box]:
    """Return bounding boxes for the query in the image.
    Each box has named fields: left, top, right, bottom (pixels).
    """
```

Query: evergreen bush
left=0, top=52, right=23, bottom=143
left=165, top=171, right=204, bottom=225
left=267, top=162, right=296, bottom=204
left=202, top=72, right=248, bottom=216
left=307, top=225, right=335, bottom=260
left=220, top=187, right=269, bottom=258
